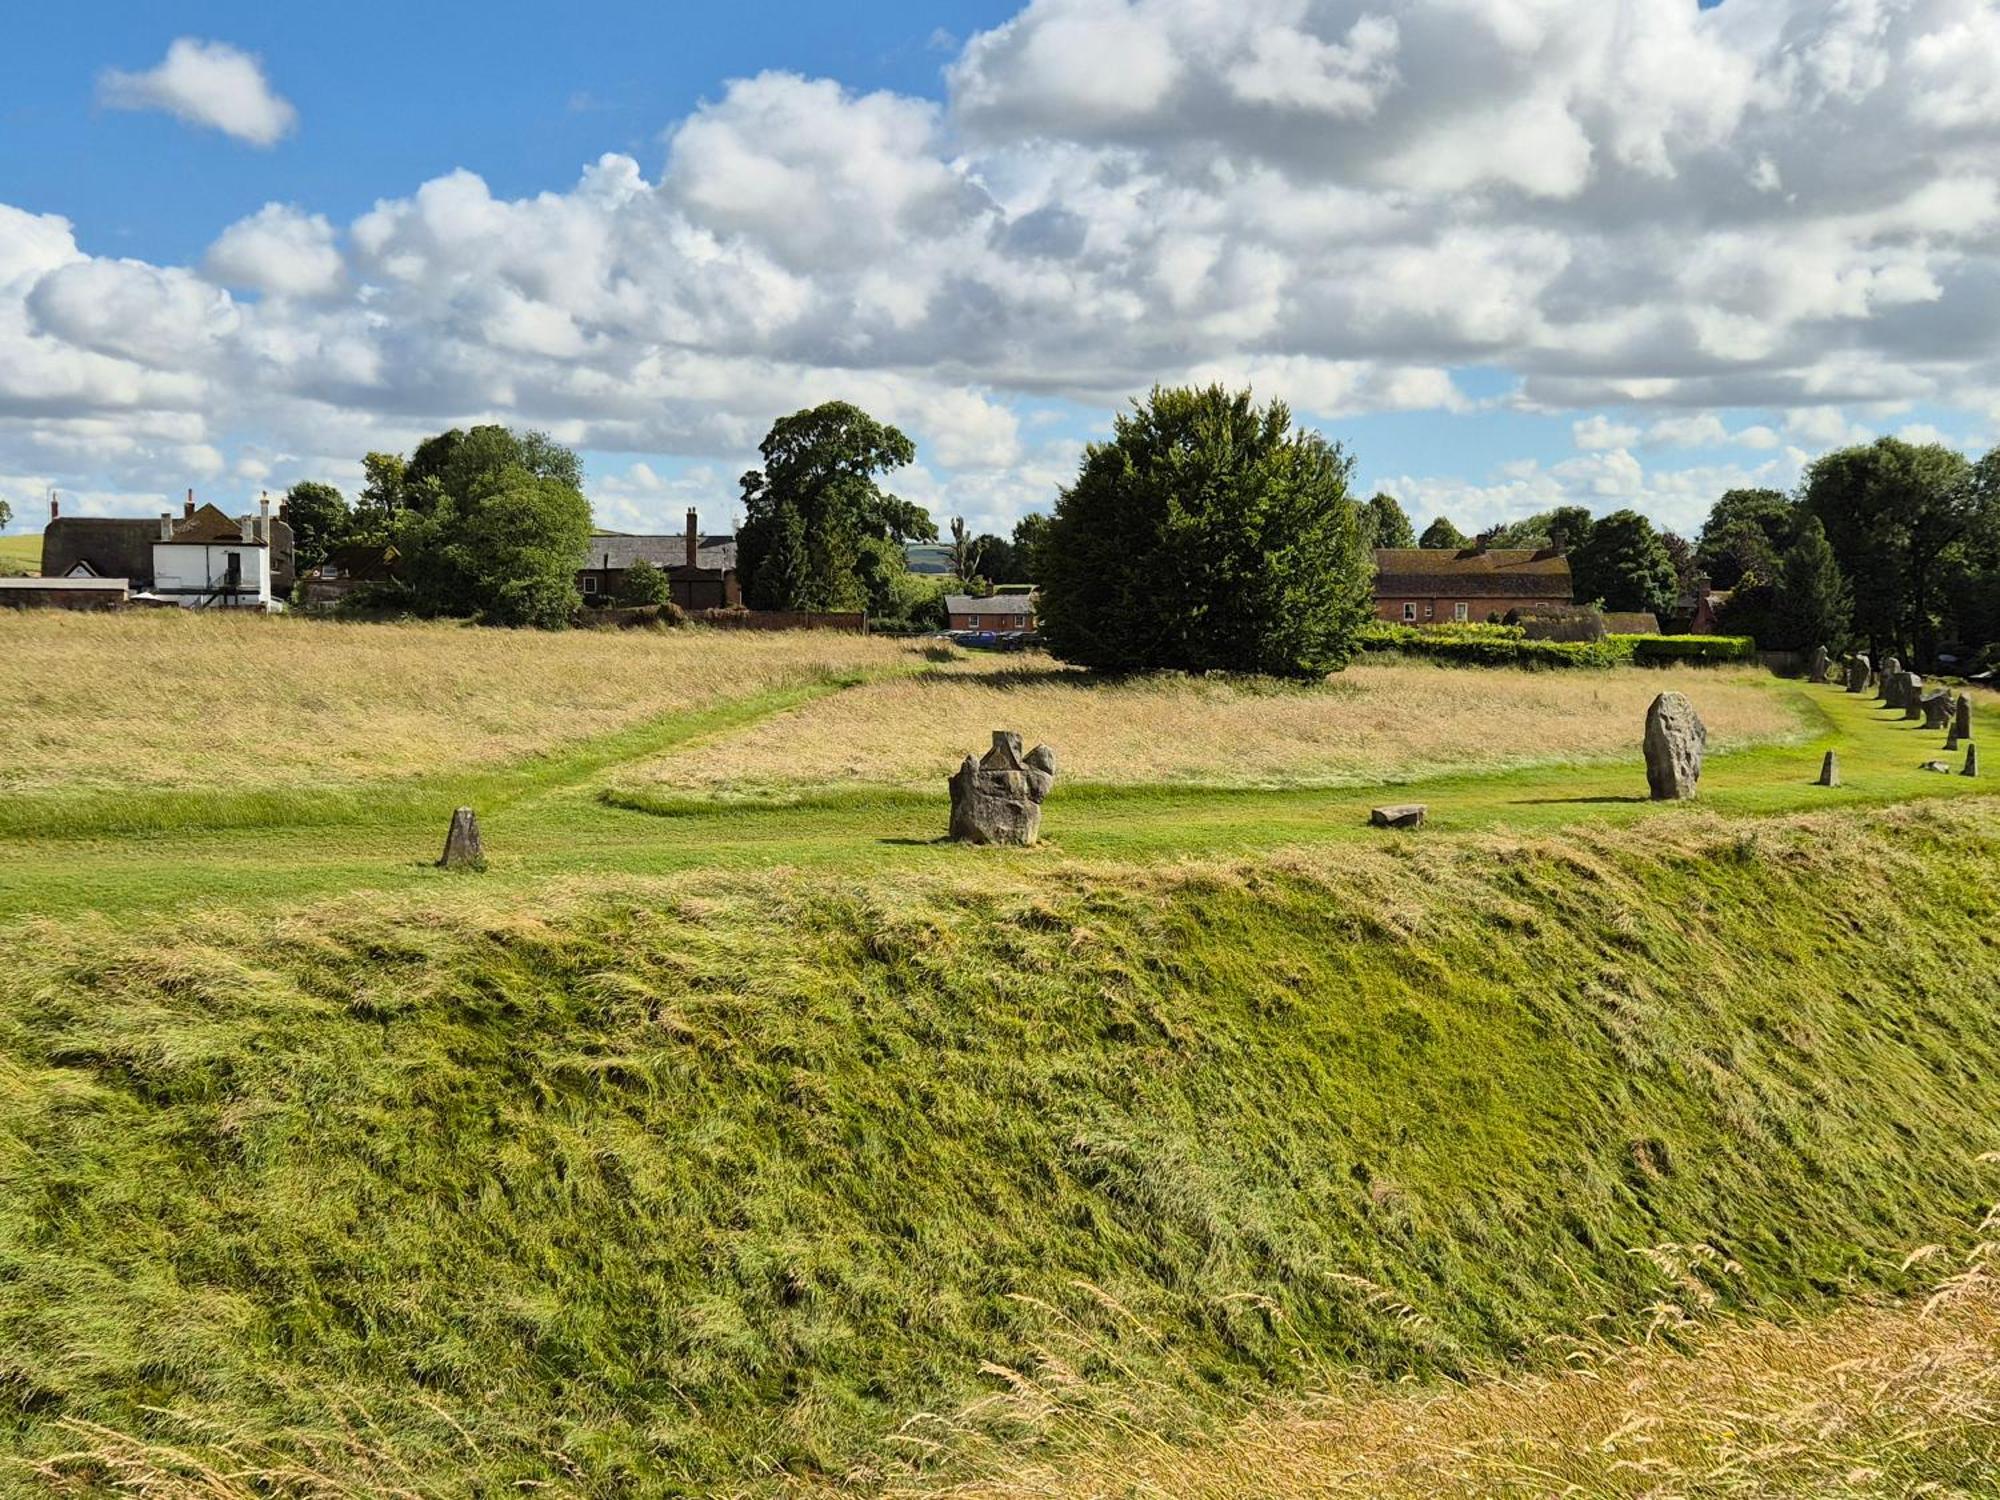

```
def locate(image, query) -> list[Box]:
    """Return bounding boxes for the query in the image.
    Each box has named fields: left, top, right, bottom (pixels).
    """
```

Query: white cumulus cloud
left=98, top=38, right=297, bottom=147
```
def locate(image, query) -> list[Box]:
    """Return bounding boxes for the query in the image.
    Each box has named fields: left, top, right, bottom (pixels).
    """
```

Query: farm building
left=576, top=509, right=741, bottom=610
left=946, top=592, right=1037, bottom=631
left=39, top=492, right=295, bottom=601
left=1373, top=547, right=1573, bottom=624
left=0, top=576, right=130, bottom=610
left=301, top=542, right=401, bottom=608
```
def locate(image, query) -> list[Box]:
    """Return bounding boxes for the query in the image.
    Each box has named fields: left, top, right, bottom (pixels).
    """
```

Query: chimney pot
left=50, top=494, right=59, bottom=521
left=185, top=489, right=196, bottom=519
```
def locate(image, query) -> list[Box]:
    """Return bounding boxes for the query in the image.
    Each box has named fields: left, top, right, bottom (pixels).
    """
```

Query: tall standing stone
left=1904, top=675, right=1928, bottom=720
left=1880, top=658, right=1903, bottom=700
left=438, top=807, right=484, bottom=870
left=948, top=730, right=1058, bottom=846
left=1845, top=654, right=1871, bottom=693
left=1956, top=693, right=1975, bottom=743
left=1644, top=692, right=1707, bottom=801
left=1808, top=645, right=1831, bottom=684
left=1966, top=743, right=1981, bottom=778
left=1817, top=749, right=1840, bottom=787
left=1923, top=691, right=1954, bottom=731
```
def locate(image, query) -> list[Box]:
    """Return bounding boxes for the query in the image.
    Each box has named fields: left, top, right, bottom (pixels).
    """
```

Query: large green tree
left=1363, top=492, right=1416, bottom=549
left=1697, top=488, right=1796, bottom=590
left=1773, top=514, right=1853, bottom=653
left=1569, top=508, right=1678, bottom=616
left=1037, top=385, right=1373, bottom=676
left=278, top=481, right=350, bottom=573
left=1802, top=438, right=1971, bottom=663
left=737, top=403, right=919, bottom=612
left=388, top=427, right=593, bottom=629
left=1419, top=515, right=1470, bottom=550
left=1010, top=513, right=1052, bottom=579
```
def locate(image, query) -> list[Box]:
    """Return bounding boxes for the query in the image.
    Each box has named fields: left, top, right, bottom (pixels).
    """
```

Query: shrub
left=1357, top=623, right=1756, bottom=670
left=613, top=559, right=675, bottom=608
left=1628, top=634, right=1759, bottom=665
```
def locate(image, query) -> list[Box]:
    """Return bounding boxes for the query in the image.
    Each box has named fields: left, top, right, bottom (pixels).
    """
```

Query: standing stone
left=1923, top=691, right=1954, bottom=731
left=1845, top=654, right=1871, bottom=693
left=1903, top=675, right=1928, bottom=721
left=1966, top=743, right=1981, bottom=778
left=438, top=807, right=484, bottom=870
left=1880, top=658, right=1903, bottom=699
left=1644, top=692, right=1707, bottom=801
left=1817, top=750, right=1840, bottom=787
left=948, top=730, right=1058, bottom=846
left=1956, top=693, right=1975, bottom=743
left=1808, top=645, right=1832, bottom=684
left=1884, top=671, right=1910, bottom=710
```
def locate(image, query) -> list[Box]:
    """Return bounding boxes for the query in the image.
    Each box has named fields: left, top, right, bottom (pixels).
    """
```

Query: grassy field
left=0, top=531, right=38, bottom=577
left=4, top=615, right=2000, bottom=1495
left=621, top=657, right=1804, bottom=799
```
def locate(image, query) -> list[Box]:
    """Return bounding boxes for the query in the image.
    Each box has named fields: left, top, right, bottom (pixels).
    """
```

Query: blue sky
left=2, top=0, right=1997, bottom=542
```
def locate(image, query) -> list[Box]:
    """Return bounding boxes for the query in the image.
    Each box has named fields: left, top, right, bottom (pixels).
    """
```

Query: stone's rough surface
left=438, top=807, right=484, bottom=870
left=1644, top=692, right=1707, bottom=801
left=1818, top=750, right=1840, bottom=787
left=1957, top=694, right=1975, bottom=742
left=1370, top=803, right=1427, bottom=829
left=1923, top=692, right=1954, bottom=731
left=1904, top=675, right=1928, bottom=720
left=1967, top=744, right=1981, bottom=778
left=1881, top=658, right=1903, bottom=697
left=1809, top=645, right=1831, bottom=684
left=1882, top=670, right=1908, bottom=709
left=948, top=730, right=1058, bottom=846
left=1844, top=654, right=1871, bottom=693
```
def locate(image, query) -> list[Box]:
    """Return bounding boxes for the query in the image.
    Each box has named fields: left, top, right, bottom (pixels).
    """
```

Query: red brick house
left=1373, top=546, right=1573, bottom=624
left=946, top=592, right=1036, bottom=631
left=575, top=508, right=742, bottom=610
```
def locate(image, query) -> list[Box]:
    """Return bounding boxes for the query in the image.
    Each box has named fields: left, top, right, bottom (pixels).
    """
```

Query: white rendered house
left=149, top=498, right=283, bottom=611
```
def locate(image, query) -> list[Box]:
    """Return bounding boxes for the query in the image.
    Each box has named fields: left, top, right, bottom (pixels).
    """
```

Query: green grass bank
left=5, top=799, right=2000, bottom=1494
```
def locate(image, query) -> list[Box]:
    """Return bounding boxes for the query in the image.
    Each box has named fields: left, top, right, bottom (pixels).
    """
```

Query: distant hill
left=904, top=541, right=954, bottom=575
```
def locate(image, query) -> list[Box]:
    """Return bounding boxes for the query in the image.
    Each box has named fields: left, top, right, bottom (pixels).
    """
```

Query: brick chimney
left=686, top=508, right=699, bottom=569
left=259, top=492, right=272, bottom=542
left=184, top=488, right=196, bottom=520
left=49, top=493, right=58, bottom=521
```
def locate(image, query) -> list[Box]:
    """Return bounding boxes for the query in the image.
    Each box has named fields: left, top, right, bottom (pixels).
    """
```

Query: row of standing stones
left=433, top=659, right=1986, bottom=865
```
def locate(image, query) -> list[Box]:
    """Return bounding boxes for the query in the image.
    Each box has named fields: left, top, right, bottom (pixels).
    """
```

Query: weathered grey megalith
left=1923, top=692, right=1954, bottom=731
left=438, top=806, right=484, bottom=869
left=1966, top=744, right=1981, bottom=778
left=1957, top=693, right=1975, bottom=742
left=1818, top=749, right=1840, bottom=787
left=1809, top=645, right=1831, bottom=684
left=1645, top=692, right=1707, bottom=801
left=1844, top=654, right=1871, bottom=693
left=1370, top=803, right=1427, bottom=829
left=948, top=730, right=1058, bottom=845
left=1881, top=658, right=1904, bottom=699
left=1903, top=675, right=1928, bottom=720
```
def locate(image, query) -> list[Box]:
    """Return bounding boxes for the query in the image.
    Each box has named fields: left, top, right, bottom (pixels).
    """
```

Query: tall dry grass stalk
left=0, top=611, right=929, bottom=793
left=633, top=657, right=1804, bottom=796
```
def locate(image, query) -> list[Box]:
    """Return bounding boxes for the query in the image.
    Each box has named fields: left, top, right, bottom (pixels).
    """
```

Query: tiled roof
left=579, top=533, right=737, bottom=573
left=946, top=593, right=1035, bottom=616
left=1373, top=547, right=1573, bottom=599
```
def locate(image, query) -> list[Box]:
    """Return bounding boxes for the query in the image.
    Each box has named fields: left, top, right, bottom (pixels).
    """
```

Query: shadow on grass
left=1508, top=794, right=1652, bottom=806
left=879, top=836, right=949, bottom=847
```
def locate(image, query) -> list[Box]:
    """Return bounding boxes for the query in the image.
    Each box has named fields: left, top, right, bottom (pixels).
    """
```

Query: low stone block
left=1369, top=803, right=1427, bottom=829
left=1817, top=749, right=1839, bottom=787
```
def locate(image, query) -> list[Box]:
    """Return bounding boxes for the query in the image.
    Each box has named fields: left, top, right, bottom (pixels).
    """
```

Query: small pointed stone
left=439, top=806, right=485, bottom=869
left=1817, top=750, right=1840, bottom=787
left=1965, top=744, right=1980, bottom=778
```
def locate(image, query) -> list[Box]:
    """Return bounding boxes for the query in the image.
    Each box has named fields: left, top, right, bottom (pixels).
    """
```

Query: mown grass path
left=0, top=672, right=1987, bottom=928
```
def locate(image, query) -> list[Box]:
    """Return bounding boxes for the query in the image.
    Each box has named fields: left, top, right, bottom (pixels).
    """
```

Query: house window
left=582, top=576, right=598, bottom=595
left=1453, top=602, right=1469, bottom=622
left=1402, top=603, right=1418, bottom=622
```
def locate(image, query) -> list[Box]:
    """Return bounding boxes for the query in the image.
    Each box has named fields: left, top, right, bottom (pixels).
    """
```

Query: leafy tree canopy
left=1363, top=493, right=1416, bottom=549
left=737, top=402, right=918, bottom=612
left=278, top=481, right=349, bottom=573
left=1037, top=384, right=1374, bottom=677
left=613, top=559, right=675, bottom=608
left=1568, top=508, right=1678, bottom=617
left=1419, top=515, right=1470, bottom=550
left=1774, top=514, right=1853, bottom=654
left=1696, top=487, right=1796, bottom=590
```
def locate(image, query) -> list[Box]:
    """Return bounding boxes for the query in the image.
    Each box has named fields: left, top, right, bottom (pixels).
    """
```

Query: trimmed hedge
left=1359, top=622, right=1755, bottom=670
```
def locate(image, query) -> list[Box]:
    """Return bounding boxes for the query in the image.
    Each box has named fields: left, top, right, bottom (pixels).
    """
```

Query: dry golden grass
left=916, top=1225, right=2000, bottom=1500
left=0, top=610, right=928, bottom=793
left=631, top=656, right=1806, bottom=797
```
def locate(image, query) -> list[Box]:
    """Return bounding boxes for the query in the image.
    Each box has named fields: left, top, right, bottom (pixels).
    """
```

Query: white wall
left=152, top=541, right=273, bottom=608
